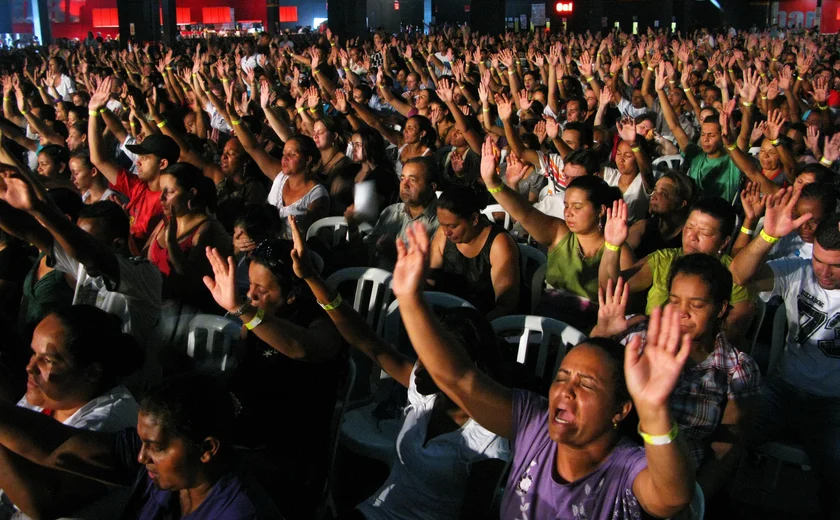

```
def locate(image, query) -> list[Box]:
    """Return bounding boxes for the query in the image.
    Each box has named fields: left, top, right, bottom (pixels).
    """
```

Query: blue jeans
left=751, top=376, right=840, bottom=519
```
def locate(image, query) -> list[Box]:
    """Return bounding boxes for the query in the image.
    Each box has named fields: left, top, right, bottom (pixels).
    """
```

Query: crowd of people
left=0, top=19, right=836, bottom=519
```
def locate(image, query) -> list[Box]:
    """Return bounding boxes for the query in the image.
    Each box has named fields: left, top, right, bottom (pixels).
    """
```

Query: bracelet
left=817, top=104, right=828, bottom=111
left=88, top=109, right=99, bottom=116
left=638, top=422, right=679, bottom=446
left=224, top=302, right=252, bottom=319
left=507, top=70, right=515, bottom=75
left=760, top=229, right=780, bottom=244
left=585, top=76, right=594, bottom=82
left=222, top=78, right=229, bottom=83
left=343, top=67, right=350, bottom=72
left=319, top=293, right=343, bottom=311
left=740, top=226, right=755, bottom=236
left=245, top=308, right=265, bottom=330
left=157, top=120, right=168, bottom=128
left=728, top=68, right=734, bottom=73
left=726, top=143, right=737, bottom=151
left=482, top=107, right=491, bottom=112
left=487, top=184, right=504, bottom=194
left=761, top=95, right=768, bottom=100
left=646, top=66, right=654, bottom=71
left=296, top=107, right=305, bottom=114
left=772, top=57, right=778, bottom=61
left=37, top=86, right=44, bottom=90
left=820, top=156, right=833, bottom=166
left=166, top=67, right=173, bottom=71
left=309, top=107, right=318, bottom=113
left=742, top=101, right=753, bottom=107
left=407, top=58, right=413, bottom=62
left=759, top=73, right=767, bottom=77
left=630, top=146, right=641, bottom=153
left=1, top=96, right=8, bottom=100
left=770, top=138, right=780, bottom=146
left=668, top=80, right=675, bottom=84
left=99, top=108, right=108, bottom=114
left=683, top=87, right=691, bottom=92
left=130, top=122, right=137, bottom=127
left=604, top=242, right=621, bottom=252
left=231, top=119, right=241, bottom=125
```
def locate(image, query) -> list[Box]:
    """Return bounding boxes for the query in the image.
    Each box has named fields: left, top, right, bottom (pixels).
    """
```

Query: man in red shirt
left=87, top=78, right=179, bottom=245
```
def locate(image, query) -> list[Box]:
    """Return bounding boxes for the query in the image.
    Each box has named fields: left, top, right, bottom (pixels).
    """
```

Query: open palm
left=392, top=222, right=430, bottom=298
left=202, top=247, right=241, bottom=313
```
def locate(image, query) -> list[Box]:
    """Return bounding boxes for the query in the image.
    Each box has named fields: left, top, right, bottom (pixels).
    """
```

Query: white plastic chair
left=518, top=244, right=548, bottom=313
left=325, top=267, right=394, bottom=336
left=309, top=250, right=325, bottom=275
left=491, top=315, right=586, bottom=384
left=481, top=204, right=512, bottom=230
left=306, top=216, right=350, bottom=247
left=517, top=243, right=547, bottom=277
left=186, top=314, right=241, bottom=373
left=689, top=482, right=705, bottom=520
left=652, top=154, right=685, bottom=173
left=384, top=292, right=474, bottom=355
left=529, top=263, right=548, bottom=314
left=748, top=146, right=761, bottom=157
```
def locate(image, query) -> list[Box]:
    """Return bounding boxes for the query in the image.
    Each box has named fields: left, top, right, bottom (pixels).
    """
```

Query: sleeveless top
left=394, top=145, right=431, bottom=177
left=635, top=216, right=683, bottom=259
left=545, top=232, right=604, bottom=301
left=148, top=218, right=208, bottom=277
left=436, top=223, right=507, bottom=313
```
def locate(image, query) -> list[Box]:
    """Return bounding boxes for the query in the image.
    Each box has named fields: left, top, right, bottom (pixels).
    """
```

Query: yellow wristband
left=130, top=121, right=136, bottom=127
left=508, top=70, right=515, bottom=75
left=760, top=229, right=780, bottom=244
left=817, top=104, right=828, bottom=111
left=604, top=242, right=621, bottom=252
left=726, top=143, right=737, bottom=151
left=585, top=76, right=594, bottom=82
left=770, top=138, right=779, bottom=146
left=638, top=422, right=679, bottom=446
left=482, top=107, right=491, bottom=112
left=245, top=308, right=265, bottom=330
left=630, top=146, right=641, bottom=153
left=88, top=110, right=99, bottom=116
left=157, top=120, right=167, bottom=128
left=487, top=184, right=504, bottom=194
left=19, top=109, right=26, bottom=115
left=231, top=119, right=241, bottom=125
left=166, top=67, right=173, bottom=71
left=740, top=226, right=755, bottom=236
left=297, top=107, right=305, bottom=114
left=407, top=58, right=413, bottom=62
left=319, top=293, right=343, bottom=311
left=222, top=78, right=229, bottom=83
left=646, top=66, right=654, bottom=71
left=742, top=101, right=753, bottom=107
left=2, top=97, right=8, bottom=100
left=820, top=156, right=833, bottom=166
left=683, top=88, right=691, bottom=92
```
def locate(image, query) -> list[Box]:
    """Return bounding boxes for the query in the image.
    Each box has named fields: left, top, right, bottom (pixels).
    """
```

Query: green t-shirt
left=683, top=143, right=743, bottom=202
left=645, top=248, right=751, bottom=313
left=546, top=232, right=603, bottom=302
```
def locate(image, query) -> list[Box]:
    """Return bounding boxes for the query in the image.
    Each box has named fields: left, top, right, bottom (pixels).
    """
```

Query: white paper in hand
left=354, top=180, right=379, bottom=222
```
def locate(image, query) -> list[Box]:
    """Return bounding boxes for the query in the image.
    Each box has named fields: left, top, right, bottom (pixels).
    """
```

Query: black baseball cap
left=126, top=134, right=180, bottom=164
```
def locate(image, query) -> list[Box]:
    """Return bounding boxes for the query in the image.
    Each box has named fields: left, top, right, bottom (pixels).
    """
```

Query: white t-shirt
left=617, top=97, right=649, bottom=119
left=268, top=172, right=329, bottom=239
left=602, top=167, right=649, bottom=225
left=357, top=365, right=509, bottom=520
left=17, top=385, right=138, bottom=431
left=769, top=258, right=840, bottom=396
left=769, top=232, right=813, bottom=262
left=49, top=241, right=162, bottom=353
left=82, top=187, right=127, bottom=205
left=55, top=74, right=76, bottom=102
left=533, top=191, right=566, bottom=219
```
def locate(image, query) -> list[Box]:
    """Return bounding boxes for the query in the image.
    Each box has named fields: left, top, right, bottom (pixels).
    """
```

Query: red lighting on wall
left=279, top=6, right=298, bottom=22
left=555, top=1, right=573, bottom=13
left=202, top=7, right=232, bottom=24
left=92, top=8, right=119, bottom=27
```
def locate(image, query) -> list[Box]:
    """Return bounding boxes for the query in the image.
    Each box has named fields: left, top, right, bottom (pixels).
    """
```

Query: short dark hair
left=565, top=149, right=600, bottom=175
left=815, top=213, right=840, bottom=251
left=659, top=171, right=697, bottom=206
left=567, top=176, right=622, bottom=228
left=78, top=200, right=130, bottom=242
left=48, top=305, right=144, bottom=390
left=39, top=144, right=70, bottom=169
left=48, top=187, right=83, bottom=223
left=403, top=156, right=437, bottom=186
left=161, top=162, right=218, bottom=213
left=564, top=122, right=594, bottom=148
left=574, top=337, right=629, bottom=404
left=800, top=182, right=838, bottom=214
left=438, top=185, right=486, bottom=219
left=140, top=374, right=236, bottom=446
left=690, top=197, right=736, bottom=239
left=668, top=253, right=733, bottom=309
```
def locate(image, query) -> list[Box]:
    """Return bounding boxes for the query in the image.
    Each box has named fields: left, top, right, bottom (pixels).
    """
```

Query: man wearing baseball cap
left=87, top=78, right=180, bottom=244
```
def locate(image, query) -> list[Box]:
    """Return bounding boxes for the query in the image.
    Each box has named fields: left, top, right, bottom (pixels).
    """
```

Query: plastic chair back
left=481, top=204, right=512, bottom=230
left=491, top=315, right=586, bottom=392
left=186, top=314, right=241, bottom=374
left=652, top=154, right=685, bottom=174
left=384, top=292, right=475, bottom=353
left=326, top=267, right=394, bottom=336
left=306, top=216, right=350, bottom=248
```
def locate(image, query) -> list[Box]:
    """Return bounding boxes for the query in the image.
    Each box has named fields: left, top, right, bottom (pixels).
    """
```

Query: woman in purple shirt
left=0, top=375, right=282, bottom=519
left=388, top=221, right=697, bottom=520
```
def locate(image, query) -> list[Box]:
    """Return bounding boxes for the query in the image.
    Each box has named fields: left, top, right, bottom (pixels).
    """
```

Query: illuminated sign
left=555, top=1, right=573, bottom=13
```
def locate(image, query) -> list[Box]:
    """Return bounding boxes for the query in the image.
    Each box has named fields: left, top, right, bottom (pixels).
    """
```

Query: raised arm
left=288, top=216, right=414, bottom=386
left=653, top=64, right=691, bottom=151
left=479, top=136, right=568, bottom=248
left=729, top=187, right=810, bottom=290
left=391, top=222, right=514, bottom=438
left=497, top=93, right=540, bottom=168
left=203, top=246, right=341, bottom=362
left=436, top=78, right=482, bottom=154
left=87, top=77, right=122, bottom=185
left=228, top=104, right=284, bottom=181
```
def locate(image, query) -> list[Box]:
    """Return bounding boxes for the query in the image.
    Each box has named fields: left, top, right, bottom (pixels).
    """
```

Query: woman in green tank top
left=479, top=138, right=635, bottom=326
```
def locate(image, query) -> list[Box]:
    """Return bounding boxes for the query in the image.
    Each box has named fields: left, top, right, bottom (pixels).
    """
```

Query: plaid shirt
left=619, top=325, right=761, bottom=466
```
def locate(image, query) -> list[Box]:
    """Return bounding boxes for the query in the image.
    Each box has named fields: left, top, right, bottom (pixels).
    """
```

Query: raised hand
left=480, top=135, right=502, bottom=187
left=436, top=77, right=455, bottom=103
left=0, top=175, right=37, bottom=212
left=624, top=304, right=692, bottom=413
left=504, top=151, right=529, bottom=187
left=654, top=63, right=667, bottom=92
left=822, top=133, right=840, bottom=163
left=88, top=76, right=112, bottom=111
left=762, top=186, right=812, bottom=239
left=495, top=93, right=513, bottom=121
left=533, top=120, right=547, bottom=144
left=518, top=89, right=532, bottom=111
left=596, top=277, right=639, bottom=338
left=764, top=109, right=787, bottom=142
left=392, top=221, right=431, bottom=298
left=604, top=199, right=629, bottom=247
left=544, top=115, right=561, bottom=139
left=778, top=65, right=793, bottom=91
left=450, top=149, right=465, bottom=173
left=202, top=247, right=241, bottom=313
left=616, top=117, right=637, bottom=143
left=288, top=215, right=316, bottom=279
left=307, top=86, right=320, bottom=110
left=740, top=181, right=766, bottom=222
left=805, top=125, right=821, bottom=157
